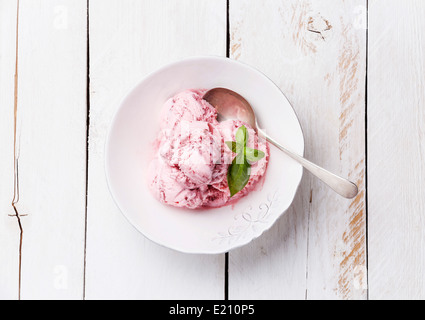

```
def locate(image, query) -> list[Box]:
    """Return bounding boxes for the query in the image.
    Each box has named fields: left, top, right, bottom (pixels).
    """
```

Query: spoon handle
left=258, top=129, right=358, bottom=199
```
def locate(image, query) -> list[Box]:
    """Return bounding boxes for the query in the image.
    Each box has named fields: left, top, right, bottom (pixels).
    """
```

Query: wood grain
left=85, top=0, right=227, bottom=299
left=10, top=0, right=87, bottom=299
left=368, top=0, right=425, bottom=299
left=229, top=0, right=367, bottom=299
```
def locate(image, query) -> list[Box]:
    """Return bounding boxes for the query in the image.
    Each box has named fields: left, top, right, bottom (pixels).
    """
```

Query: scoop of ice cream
left=159, top=120, right=227, bottom=188
left=148, top=89, right=269, bottom=209
left=160, top=89, right=218, bottom=129
left=149, top=159, right=204, bottom=209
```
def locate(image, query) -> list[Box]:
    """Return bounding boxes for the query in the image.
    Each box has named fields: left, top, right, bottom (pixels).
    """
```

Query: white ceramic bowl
left=105, top=56, right=304, bottom=254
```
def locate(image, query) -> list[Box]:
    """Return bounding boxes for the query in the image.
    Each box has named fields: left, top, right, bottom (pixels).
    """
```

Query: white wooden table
left=1, top=0, right=424, bottom=300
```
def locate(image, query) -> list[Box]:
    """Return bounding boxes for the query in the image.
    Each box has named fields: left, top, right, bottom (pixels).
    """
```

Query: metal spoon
left=203, top=87, right=358, bottom=199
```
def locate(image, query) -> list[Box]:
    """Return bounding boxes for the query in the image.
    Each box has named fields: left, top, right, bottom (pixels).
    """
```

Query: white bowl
left=105, top=56, right=304, bottom=254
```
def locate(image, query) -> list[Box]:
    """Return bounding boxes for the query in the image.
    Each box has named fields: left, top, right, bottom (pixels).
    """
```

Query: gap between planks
left=10, top=0, right=23, bottom=301
left=224, top=0, right=230, bottom=301
left=364, top=0, right=369, bottom=301
left=83, top=0, right=91, bottom=300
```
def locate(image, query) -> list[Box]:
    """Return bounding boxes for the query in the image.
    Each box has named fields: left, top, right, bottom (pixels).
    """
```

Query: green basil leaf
left=235, top=125, right=248, bottom=146
left=225, top=141, right=244, bottom=154
left=225, top=141, right=237, bottom=153
left=245, top=147, right=265, bottom=162
left=227, top=153, right=251, bottom=197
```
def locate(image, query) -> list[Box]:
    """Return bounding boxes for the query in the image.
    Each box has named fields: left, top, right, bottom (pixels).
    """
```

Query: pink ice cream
left=148, top=89, right=269, bottom=209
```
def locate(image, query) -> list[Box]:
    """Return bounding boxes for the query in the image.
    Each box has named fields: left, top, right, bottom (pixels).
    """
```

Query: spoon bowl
left=203, top=88, right=257, bottom=129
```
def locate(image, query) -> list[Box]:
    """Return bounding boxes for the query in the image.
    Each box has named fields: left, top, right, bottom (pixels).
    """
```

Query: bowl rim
left=104, top=55, right=305, bottom=254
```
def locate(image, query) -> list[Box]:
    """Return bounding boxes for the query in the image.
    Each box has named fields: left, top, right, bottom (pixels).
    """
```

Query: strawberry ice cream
left=148, top=89, right=269, bottom=209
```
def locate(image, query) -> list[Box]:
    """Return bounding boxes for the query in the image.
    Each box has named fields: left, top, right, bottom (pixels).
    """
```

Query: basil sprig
left=225, top=125, right=265, bottom=197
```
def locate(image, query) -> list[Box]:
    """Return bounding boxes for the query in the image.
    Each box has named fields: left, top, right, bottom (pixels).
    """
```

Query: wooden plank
left=368, top=0, right=425, bottom=300
left=12, top=0, right=88, bottom=299
left=229, top=0, right=367, bottom=299
left=0, top=0, right=20, bottom=300
left=86, top=0, right=227, bottom=299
